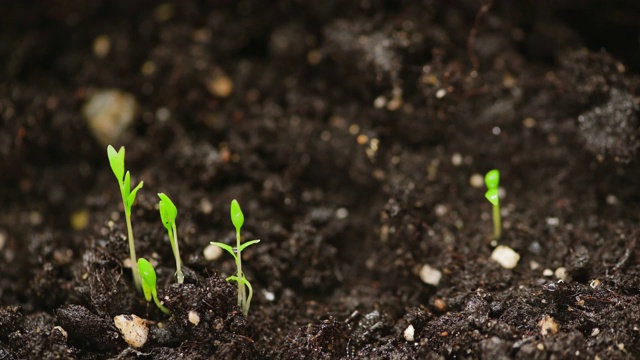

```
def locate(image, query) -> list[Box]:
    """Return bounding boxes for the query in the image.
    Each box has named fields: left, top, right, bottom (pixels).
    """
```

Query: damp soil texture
left=3, top=1, right=640, bottom=359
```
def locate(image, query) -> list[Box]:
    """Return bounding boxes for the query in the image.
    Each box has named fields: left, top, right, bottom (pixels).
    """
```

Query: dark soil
left=2, top=1, right=640, bottom=359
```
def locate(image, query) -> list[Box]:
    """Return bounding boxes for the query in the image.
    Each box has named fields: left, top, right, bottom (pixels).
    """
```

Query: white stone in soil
left=419, top=264, right=442, bottom=286
left=82, top=89, right=137, bottom=146
left=403, top=324, right=415, bottom=342
left=490, top=245, right=520, bottom=269
left=188, top=311, right=200, bottom=326
left=114, top=314, right=148, bottom=348
left=203, top=243, right=223, bottom=261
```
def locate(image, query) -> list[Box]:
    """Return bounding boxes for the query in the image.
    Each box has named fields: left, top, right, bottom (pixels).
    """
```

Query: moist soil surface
left=2, top=1, right=640, bottom=359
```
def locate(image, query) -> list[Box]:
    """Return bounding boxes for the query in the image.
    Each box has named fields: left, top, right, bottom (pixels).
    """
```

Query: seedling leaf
left=484, top=169, right=500, bottom=189
left=238, top=239, right=261, bottom=252
left=210, top=242, right=238, bottom=261
left=107, top=145, right=125, bottom=181
left=230, top=199, right=244, bottom=231
left=128, top=181, right=144, bottom=210
left=158, top=193, right=177, bottom=230
left=485, top=189, right=499, bottom=206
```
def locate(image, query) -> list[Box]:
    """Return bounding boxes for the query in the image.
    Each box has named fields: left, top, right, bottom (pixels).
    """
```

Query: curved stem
left=171, top=223, right=184, bottom=284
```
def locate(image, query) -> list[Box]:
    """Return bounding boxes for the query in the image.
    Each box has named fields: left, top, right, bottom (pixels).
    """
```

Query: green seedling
left=107, top=145, right=144, bottom=292
left=484, top=169, right=501, bottom=241
left=138, top=258, right=170, bottom=314
left=158, top=193, right=184, bottom=284
left=210, top=199, right=260, bottom=315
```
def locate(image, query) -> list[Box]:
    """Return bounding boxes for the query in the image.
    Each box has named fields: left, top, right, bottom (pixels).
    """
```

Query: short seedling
left=158, top=193, right=184, bottom=284
left=484, top=169, right=501, bottom=241
left=210, top=199, right=260, bottom=315
left=138, top=258, right=170, bottom=314
left=107, top=145, right=144, bottom=292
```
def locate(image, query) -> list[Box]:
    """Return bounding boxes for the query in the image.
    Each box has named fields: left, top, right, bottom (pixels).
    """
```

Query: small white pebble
left=122, top=258, right=133, bottom=269
left=529, top=260, right=540, bottom=270
left=93, top=35, right=111, bottom=58
left=591, top=328, right=600, bottom=337
left=539, top=315, right=559, bottom=336
left=554, top=267, right=567, bottom=281
left=335, top=207, right=349, bottom=219
left=590, top=279, right=601, bottom=289
left=156, top=107, right=171, bottom=122
left=188, top=311, right=200, bottom=326
left=469, top=173, right=484, bottom=188
left=114, top=314, right=148, bottom=348
left=373, top=95, right=387, bottom=109
left=537, top=343, right=545, bottom=351
left=419, top=264, right=442, bottom=286
left=490, top=245, right=520, bottom=269
left=434, top=204, right=448, bottom=217
left=606, top=194, right=618, bottom=205
left=199, top=198, right=213, bottom=214
left=403, top=324, right=415, bottom=341
left=263, top=290, right=275, bottom=302
left=435, top=88, right=447, bottom=98
left=451, top=153, right=463, bottom=166
left=546, top=217, right=559, bottom=226
left=203, top=243, right=223, bottom=261
left=542, top=268, right=554, bottom=277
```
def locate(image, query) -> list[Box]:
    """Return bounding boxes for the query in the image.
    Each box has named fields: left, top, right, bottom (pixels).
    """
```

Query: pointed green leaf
left=107, top=145, right=125, bottom=181
left=210, top=242, right=238, bottom=261
left=158, top=193, right=177, bottom=230
left=484, top=169, right=500, bottom=190
left=230, top=199, right=244, bottom=231
left=485, top=189, right=499, bottom=206
left=128, top=181, right=143, bottom=211
left=238, top=239, right=261, bottom=252
left=138, top=258, right=157, bottom=288
left=123, top=171, right=131, bottom=197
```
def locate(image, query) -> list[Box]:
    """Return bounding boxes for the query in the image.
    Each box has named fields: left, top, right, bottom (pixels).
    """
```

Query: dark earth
left=2, top=1, right=640, bottom=359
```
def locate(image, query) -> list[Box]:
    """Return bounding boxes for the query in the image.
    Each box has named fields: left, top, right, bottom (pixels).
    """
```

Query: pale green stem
left=492, top=203, right=501, bottom=241
left=236, top=228, right=245, bottom=311
left=244, top=279, right=253, bottom=315
left=125, top=209, right=142, bottom=292
left=171, top=223, right=184, bottom=284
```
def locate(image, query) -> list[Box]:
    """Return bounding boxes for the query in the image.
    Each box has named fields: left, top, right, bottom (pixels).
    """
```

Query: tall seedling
left=107, top=145, right=144, bottom=292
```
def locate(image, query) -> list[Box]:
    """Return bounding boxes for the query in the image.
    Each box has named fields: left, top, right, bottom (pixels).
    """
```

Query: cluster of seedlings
left=107, top=145, right=259, bottom=316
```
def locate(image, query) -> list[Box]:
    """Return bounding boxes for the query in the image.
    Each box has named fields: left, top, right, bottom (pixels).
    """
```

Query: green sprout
left=107, top=145, right=144, bottom=292
left=158, top=193, right=184, bottom=284
left=484, top=169, right=501, bottom=241
left=138, top=258, right=170, bottom=314
left=210, top=199, right=260, bottom=315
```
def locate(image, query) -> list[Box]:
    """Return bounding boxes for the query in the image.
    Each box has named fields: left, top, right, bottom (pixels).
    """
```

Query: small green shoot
left=138, top=258, right=170, bottom=314
left=484, top=169, right=501, bottom=241
left=210, top=199, right=260, bottom=315
left=107, top=145, right=144, bottom=292
left=158, top=193, right=183, bottom=284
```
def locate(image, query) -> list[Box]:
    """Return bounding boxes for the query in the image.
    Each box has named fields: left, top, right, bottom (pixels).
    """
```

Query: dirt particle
left=490, top=245, right=520, bottom=269
left=539, top=315, right=559, bottom=336
left=403, top=324, right=415, bottom=341
left=82, top=89, right=137, bottom=146
left=522, top=117, right=536, bottom=128
left=542, top=268, right=553, bottom=277
left=70, top=209, right=89, bottom=230
left=188, top=311, right=200, bottom=326
left=433, top=298, right=446, bottom=312
left=419, top=264, right=442, bottom=286
left=93, top=35, right=111, bottom=58
left=203, top=243, right=223, bottom=261
left=469, top=173, right=484, bottom=188
left=554, top=267, right=567, bottom=280
left=207, top=74, right=234, bottom=98
left=114, top=314, right=148, bottom=348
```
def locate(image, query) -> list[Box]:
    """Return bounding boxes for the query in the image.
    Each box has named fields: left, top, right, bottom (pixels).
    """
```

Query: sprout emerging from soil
left=210, top=199, right=260, bottom=315
left=484, top=169, right=501, bottom=241
left=107, top=145, right=144, bottom=292
left=158, top=193, right=183, bottom=284
left=138, top=258, right=170, bottom=314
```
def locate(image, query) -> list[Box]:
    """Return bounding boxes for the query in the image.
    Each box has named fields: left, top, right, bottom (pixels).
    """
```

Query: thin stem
left=171, top=223, right=184, bottom=284
left=492, top=204, right=501, bottom=241
left=125, top=210, right=142, bottom=292
left=244, top=279, right=253, bottom=315
left=236, top=228, right=245, bottom=311
left=152, top=288, right=170, bottom=314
